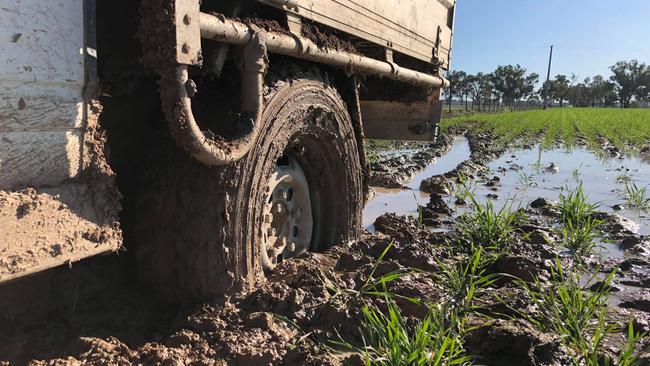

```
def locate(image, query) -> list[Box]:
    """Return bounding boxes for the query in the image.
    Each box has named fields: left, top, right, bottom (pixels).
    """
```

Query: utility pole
left=543, top=45, right=554, bottom=110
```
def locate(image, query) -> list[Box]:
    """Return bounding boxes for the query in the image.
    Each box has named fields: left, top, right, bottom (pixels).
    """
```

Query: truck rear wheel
left=135, top=74, right=363, bottom=302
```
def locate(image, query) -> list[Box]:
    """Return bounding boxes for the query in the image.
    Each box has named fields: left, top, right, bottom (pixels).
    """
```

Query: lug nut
left=276, top=237, right=287, bottom=249
left=292, top=208, right=302, bottom=218
left=289, top=242, right=296, bottom=252
left=274, top=203, right=283, bottom=214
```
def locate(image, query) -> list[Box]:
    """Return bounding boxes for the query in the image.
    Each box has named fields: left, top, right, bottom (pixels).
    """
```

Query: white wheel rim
left=261, top=156, right=314, bottom=269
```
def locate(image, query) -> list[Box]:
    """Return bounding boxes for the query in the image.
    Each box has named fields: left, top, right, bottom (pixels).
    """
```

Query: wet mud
left=363, top=135, right=470, bottom=227
left=0, top=97, right=122, bottom=283
left=301, top=21, right=358, bottom=54
left=367, top=132, right=457, bottom=189
left=1, top=129, right=648, bottom=365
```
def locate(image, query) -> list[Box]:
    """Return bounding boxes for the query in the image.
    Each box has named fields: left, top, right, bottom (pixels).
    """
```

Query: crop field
left=443, top=108, right=650, bottom=151
left=358, top=108, right=650, bottom=365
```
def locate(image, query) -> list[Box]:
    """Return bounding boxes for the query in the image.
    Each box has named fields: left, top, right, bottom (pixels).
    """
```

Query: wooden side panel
left=0, top=0, right=86, bottom=189
left=258, top=0, right=455, bottom=68
left=0, top=131, right=82, bottom=190
left=0, top=84, right=84, bottom=132
left=0, top=1, right=123, bottom=283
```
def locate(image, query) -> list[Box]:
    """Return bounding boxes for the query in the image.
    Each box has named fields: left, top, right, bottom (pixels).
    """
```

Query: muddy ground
left=2, top=130, right=650, bottom=365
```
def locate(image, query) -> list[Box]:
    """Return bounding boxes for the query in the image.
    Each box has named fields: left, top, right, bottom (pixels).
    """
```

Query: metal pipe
left=163, top=13, right=448, bottom=166
left=163, top=31, right=267, bottom=166
left=198, top=13, right=450, bottom=89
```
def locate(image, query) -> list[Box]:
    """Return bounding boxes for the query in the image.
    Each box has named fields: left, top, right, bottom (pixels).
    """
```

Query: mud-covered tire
left=135, top=74, right=363, bottom=302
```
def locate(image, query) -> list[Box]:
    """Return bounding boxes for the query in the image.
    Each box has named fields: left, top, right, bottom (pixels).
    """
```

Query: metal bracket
left=430, top=25, right=445, bottom=67
left=175, top=0, right=201, bottom=65
left=276, top=0, right=300, bottom=11
left=385, top=48, right=394, bottom=63
left=286, top=13, right=302, bottom=36
left=385, top=49, right=399, bottom=77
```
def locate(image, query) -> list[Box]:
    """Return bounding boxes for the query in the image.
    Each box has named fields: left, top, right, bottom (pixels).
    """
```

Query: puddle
left=364, top=140, right=650, bottom=235
left=579, top=264, right=649, bottom=306
left=465, top=145, right=650, bottom=236
left=464, top=143, right=650, bottom=305
left=454, top=144, right=650, bottom=305
left=364, top=140, right=650, bottom=306
left=363, top=136, right=471, bottom=228
left=596, top=241, right=626, bottom=260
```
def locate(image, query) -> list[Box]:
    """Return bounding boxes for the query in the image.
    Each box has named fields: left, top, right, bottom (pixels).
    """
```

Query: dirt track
left=2, top=130, right=650, bottom=365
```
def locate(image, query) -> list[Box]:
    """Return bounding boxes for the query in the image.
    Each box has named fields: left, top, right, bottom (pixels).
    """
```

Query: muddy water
left=469, top=145, right=650, bottom=305
left=365, top=139, right=650, bottom=236
left=363, top=136, right=471, bottom=228
left=455, top=144, right=650, bottom=305
left=366, top=140, right=650, bottom=307
left=468, top=145, right=650, bottom=235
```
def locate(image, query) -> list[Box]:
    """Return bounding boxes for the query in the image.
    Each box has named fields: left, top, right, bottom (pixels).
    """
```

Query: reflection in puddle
left=596, top=241, right=625, bottom=260
left=363, top=136, right=471, bottom=228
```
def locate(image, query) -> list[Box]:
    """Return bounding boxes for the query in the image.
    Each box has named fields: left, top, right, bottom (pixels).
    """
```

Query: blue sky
left=451, top=0, right=650, bottom=82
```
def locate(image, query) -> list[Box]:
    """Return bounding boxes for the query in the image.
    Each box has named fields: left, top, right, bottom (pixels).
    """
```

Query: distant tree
left=480, top=73, right=495, bottom=111
left=445, top=70, right=467, bottom=112
left=609, top=60, right=649, bottom=108
left=551, top=74, right=571, bottom=107
left=588, top=75, right=617, bottom=107
left=491, top=65, right=539, bottom=109
left=444, top=59, right=650, bottom=111
left=456, top=74, right=472, bottom=111
left=487, top=72, right=504, bottom=111
left=465, top=73, right=481, bottom=111
left=462, top=73, right=492, bottom=111
left=638, top=66, right=650, bottom=102
left=492, top=65, right=520, bottom=107
left=522, top=73, right=540, bottom=101
left=568, top=81, right=590, bottom=107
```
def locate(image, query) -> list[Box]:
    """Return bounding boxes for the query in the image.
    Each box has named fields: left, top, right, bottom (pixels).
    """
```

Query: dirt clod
left=420, top=176, right=451, bottom=194
left=466, top=319, right=571, bottom=366
left=530, top=197, right=554, bottom=209
left=301, top=21, right=358, bottom=54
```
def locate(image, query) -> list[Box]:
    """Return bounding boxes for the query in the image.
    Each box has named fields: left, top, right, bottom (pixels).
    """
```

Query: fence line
left=443, top=98, right=648, bottom=113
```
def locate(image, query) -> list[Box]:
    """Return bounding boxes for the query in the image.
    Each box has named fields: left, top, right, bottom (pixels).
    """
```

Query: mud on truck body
left=0, top=0, right=455, bottom=301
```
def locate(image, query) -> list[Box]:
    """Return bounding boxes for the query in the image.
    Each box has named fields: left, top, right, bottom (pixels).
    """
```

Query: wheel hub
left=261, top=156, right=313, bottom=269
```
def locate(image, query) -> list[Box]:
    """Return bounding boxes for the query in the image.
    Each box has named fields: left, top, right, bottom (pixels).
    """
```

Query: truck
left=0, top=0, right=455, bottom=301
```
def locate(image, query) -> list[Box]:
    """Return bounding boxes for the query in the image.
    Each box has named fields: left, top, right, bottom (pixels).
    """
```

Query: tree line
left=446, top=59, right=650, bottom=111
